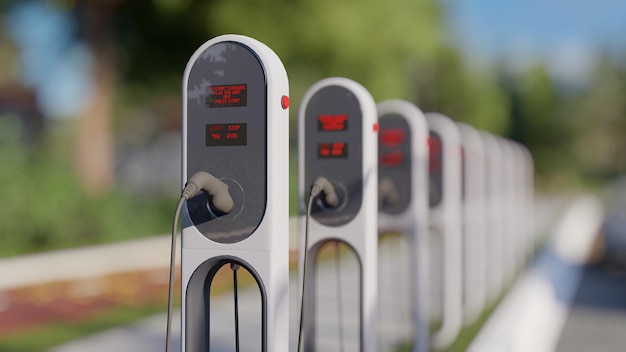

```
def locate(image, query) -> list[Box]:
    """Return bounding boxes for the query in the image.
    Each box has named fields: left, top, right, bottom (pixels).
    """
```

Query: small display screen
left=318, top=142, right=348, bottom=158
left=379, top=150, right=404, bottom=167
left=206, top=123, right=247, bottom=146
left=379, top=128, right=405, bottom=147
left=206, top=84, right=247, bottom=108
left=318, top=114, right=348, bottom=131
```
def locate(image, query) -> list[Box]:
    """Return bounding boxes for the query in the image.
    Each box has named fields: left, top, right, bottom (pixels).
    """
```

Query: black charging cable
left=334, top=240, right=345, bottom=352
left=297, top=177, right=339, bottom=352
left=165, top=171, right=234, bottom=352
left=231, top=263, right=241, bottom=352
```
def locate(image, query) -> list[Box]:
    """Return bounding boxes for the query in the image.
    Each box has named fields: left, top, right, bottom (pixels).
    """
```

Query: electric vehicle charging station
left=521, top=145, right=535, bottom=255
left=498, top=137, right=516, bottom=283
left=511, top=142, right=527, bottom=270
left=503, top=137, right=526, bottom=282
left=425, top=112, right=463, bottom=349
left=480, top=132, right=505, bottom=304
left=298, top=77, right=378, bottom=352
left=376, top=100, right=429, bottom=352
left=516, top=143, right=534, bottom=263
left=456, top=122, right=486, bottom=326
left=506, top=140, right=524, bottom=274
left=180, top=35, right=289, bottom=352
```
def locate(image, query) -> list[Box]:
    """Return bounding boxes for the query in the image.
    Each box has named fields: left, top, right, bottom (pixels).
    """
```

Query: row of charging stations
left=172, top=34, right=535, bottom=352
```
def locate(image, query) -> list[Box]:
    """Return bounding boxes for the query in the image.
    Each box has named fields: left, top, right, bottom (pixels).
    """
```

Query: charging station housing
left=181, top=34, right=289, bottom=352
left=298, top=77, right=378, bottom=352
left=425, top=112, right=463, bottom=350
left=377, top=99, right=429, bottom=352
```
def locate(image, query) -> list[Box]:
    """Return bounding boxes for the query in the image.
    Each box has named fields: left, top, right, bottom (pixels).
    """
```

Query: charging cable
left=165, top=171, right=234, bottom=352
left=297, top=177, right=339, bottom=352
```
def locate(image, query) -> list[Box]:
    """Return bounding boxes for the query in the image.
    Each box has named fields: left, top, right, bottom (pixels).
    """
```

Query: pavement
left=468, top=195, right=605, bottom=352
left=555, top=265, right=626, bottom=352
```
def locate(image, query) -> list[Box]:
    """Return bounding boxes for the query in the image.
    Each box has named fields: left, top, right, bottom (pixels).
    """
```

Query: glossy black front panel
left=303, top=85, right=363, bottom=226
left=378, top=113, right=412, bottom=214
left=186, top=41, right=267, bottom=243
left=429, top=131, right=443, bottom=208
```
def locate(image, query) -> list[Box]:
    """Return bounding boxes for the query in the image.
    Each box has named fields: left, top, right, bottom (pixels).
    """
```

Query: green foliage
left=570, top=54, right=626, bottom=180
left=0, top=136, right=174, bottom=257
left=414, top=46, right=510, bottom=134
left=206, top=0, right=446, bottom=120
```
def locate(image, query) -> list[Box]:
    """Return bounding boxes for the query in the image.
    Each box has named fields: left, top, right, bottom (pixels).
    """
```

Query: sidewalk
left=468, top=195, right=604, bottom=352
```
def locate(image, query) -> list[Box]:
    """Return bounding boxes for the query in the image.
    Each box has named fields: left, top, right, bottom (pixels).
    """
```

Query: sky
left=445, top=0, right=626, bottom=81
left=5, top=1, right=91, bottom=119
left=444, top=0, right=626, bottom=83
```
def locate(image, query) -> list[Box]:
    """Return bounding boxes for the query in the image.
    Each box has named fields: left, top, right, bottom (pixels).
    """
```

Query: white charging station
left=456, top=122, right=487, bottom=326
left=376, top=100, right=429, bottom=352
left=480, top=131, right=505, bottom=304
left=298, top=77, right=378, bottom=352
left=511, top=141, right=527, bottom=271
left=520, top=144, right=535, bottom=257
left=513, top=142, right=534, bottom=266
left=425, top=112, right=463, bottom=349
left=498, top=137, right=517, bottom=284
left=181, top=34, right=289, bottom=352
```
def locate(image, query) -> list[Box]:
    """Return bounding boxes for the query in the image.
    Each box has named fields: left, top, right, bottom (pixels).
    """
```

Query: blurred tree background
left=0, top=0, right=624, bottom=256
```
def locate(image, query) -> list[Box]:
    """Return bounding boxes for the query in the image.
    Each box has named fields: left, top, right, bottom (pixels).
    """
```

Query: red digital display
left=380, top=128, right=406, bottom=147
left=318, top=114, right=348, bottom=131
left=379, top=150, right=404, bottom=167
left=428, top=136, right=442, bottom=172
left=318, top=142, right=348, bottom=158
left=206, top=123, right=247, bottom=146
left=206, top=84, right=247, bottom=108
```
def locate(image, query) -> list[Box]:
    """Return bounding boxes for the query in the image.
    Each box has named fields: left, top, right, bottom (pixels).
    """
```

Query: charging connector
left=311, top=176, right=340, bottom=208
left=183, top=171, right=235, bottom=213
left=165, top=171, right=234, bottom=352
left=379, top=177, right=400, bottom=207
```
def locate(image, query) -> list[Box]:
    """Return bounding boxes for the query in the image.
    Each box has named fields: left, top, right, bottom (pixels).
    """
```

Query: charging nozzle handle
left=182, top=171, right=235, bottom=213
left=166, top=170, right=234, bottom=352
left=311, top=176, right=340, bottom=208
left=379, top=177, right=400, bottom=206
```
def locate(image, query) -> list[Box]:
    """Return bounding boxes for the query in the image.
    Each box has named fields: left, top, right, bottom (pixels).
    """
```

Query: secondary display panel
left=302, top=85, right=365, bottom=227
left=376, top=100, right=430, bottom=352
left=298, top=77, right=379, bottom=352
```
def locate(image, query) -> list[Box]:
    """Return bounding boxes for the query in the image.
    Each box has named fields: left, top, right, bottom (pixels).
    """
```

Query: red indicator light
left=373, top=123, right=379, bottom=132
left=318, top=114, right=348, bottom=131
left=380, top=128, right=406, bottom=147
left=281, top=95, right=289, bottom=109
left=380, top=150, right=404, bottom=167
left=318, top=142, right=348, bottom=158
